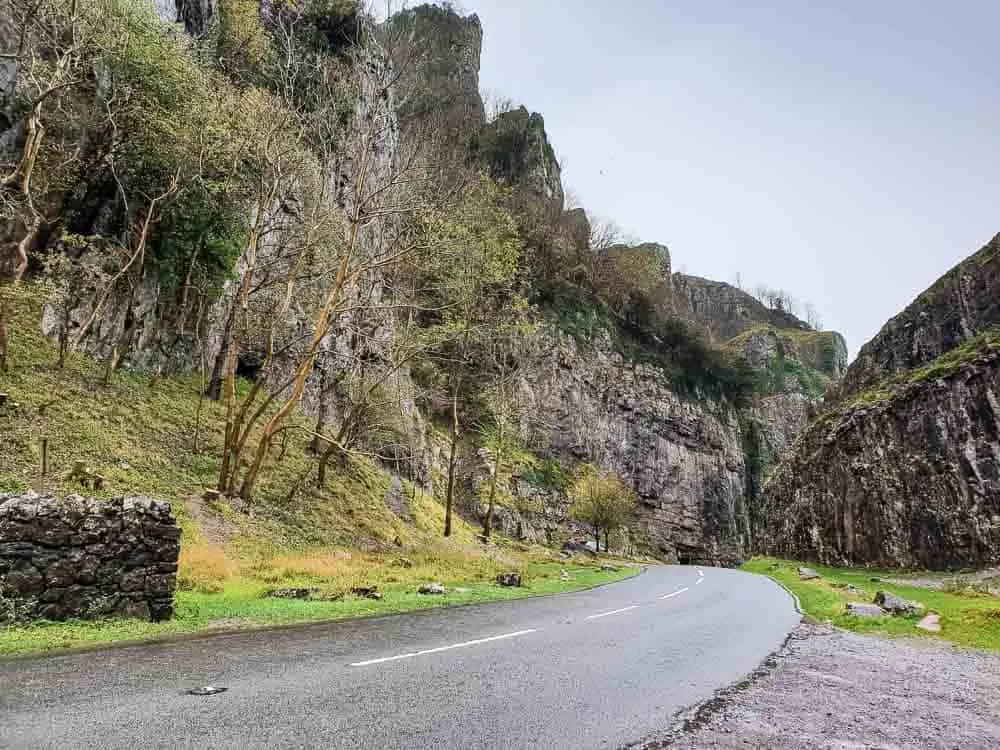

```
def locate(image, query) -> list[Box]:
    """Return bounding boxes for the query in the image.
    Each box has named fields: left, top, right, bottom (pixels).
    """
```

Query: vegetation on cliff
left=810, top=326, right=1000, bottom=435
left=0, top=0, right=841, bottom=582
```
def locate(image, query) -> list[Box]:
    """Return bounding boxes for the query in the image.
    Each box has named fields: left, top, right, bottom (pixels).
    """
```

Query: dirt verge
left=628, top=622, right=1000, bottom=749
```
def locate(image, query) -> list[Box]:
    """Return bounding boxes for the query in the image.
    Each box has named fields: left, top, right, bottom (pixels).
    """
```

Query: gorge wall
left=759, top=235, right=1000, bottom=569
left=509, top=327, right=748, bottom=565
left=2, top=2, right=846, bottom=567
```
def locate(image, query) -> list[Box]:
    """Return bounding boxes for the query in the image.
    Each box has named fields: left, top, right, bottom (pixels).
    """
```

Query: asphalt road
left=0, top=565, right=800, bottom=749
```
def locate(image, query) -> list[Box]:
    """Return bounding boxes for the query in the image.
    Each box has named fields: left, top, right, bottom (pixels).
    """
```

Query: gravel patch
left=630, top=623, right=1000, bottom=749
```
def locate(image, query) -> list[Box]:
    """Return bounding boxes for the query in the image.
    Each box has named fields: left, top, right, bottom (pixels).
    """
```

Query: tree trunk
left=217, top=343, right=239, bottom=493
left=308, top=369, right=329, bottom=455
left=207, top=302, right=236, bottom=401
left=603, top=528, right=610, bottom=554
left=0, top=299, right=8, bottom=373
left=483, top=421, right=504, bottom=541
left=594, top=523, right=601, bottom=553
left=444, top=384, right=460, bottom=537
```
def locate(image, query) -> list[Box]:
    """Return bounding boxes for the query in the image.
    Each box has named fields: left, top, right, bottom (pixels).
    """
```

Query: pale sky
left=461, top=0, right=999, bottom=357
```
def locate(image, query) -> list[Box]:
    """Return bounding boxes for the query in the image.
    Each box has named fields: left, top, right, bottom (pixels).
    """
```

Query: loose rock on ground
left=846, top=601, right=886, bottom=617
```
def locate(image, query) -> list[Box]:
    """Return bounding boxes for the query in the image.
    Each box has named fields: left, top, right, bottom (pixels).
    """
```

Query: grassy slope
left=744, top=558, right=1000, bottom=651
left=0, top=289, right=632, bottom=656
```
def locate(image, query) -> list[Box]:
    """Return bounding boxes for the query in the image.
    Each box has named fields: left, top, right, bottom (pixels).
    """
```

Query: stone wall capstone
left=0, top=492, right=180, bottom=622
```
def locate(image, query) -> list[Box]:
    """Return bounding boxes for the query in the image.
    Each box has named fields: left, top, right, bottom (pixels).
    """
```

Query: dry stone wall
left=0, top=492, right=180, bottom=622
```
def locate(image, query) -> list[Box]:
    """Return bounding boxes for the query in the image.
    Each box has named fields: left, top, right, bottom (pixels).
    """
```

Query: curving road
left=0, top=566, right=800, bottom=749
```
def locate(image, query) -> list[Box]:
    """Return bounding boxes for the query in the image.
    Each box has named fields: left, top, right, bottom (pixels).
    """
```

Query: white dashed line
left=696, top=577, right=704, bottom=585
left=585, top=605, right=640, bottom=620
left=697, top=569, right=704, bottom=577
left=349, top=629, right=538, bottom=667
left=661, top=586, right=689, bottom=600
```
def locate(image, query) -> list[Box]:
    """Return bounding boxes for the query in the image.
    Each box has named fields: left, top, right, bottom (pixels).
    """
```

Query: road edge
left=0, top=564, right=648, bottom=663
left=622, top=571, right=804, bottom=749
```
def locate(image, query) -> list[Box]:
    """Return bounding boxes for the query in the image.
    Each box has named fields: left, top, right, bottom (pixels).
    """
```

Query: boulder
left=916, top=613, right=942, bottom=633
left=874, top=590, right=923, bottom=615
left=798, top=567, right=820, bottom=580
left=562, top=540, right=596, bottom=556
left=846, top=602, right=887, bottom=618
left=418, top=582, right=446, bottom=595
left=350, top=586, right=382, bottom=600
left=496, top=572, right=521, bottom=588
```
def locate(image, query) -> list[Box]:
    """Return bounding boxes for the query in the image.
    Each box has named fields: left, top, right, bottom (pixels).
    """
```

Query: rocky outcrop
left=673, top=274, right=811, bottom=344
left=475, top=107, right=564, bottom=208
left=516, top=328, right=748, bottom=565
left=759, top=236, right=1000, bottom=569
left=839, top=233, right=1000, bottom=396
left=389, top=4, right=486, bottom=134
left=0, top=493, right=180, bottom=622
left=759, top=341, right=1000, bottom=569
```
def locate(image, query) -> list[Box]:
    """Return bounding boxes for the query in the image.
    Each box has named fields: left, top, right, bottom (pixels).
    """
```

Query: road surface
left=0, top=565, right=800, bottom=749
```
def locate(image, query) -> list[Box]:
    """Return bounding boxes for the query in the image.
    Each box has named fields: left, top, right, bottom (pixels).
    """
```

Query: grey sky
left=463, top=0, right=999, bottom=356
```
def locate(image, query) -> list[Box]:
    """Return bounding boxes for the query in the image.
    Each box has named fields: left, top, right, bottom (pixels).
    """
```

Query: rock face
left=13, top=3, right=844, bottom=570
left=839, top=234, right=1000, bottom=397
left=759, top=236, right=1000, bottom=570
left=476, top=106, right=564, bottom=208
left=389, top=4, right=486, bottom=131
left=673, top=274, right=812, bottom=344
left=0, top=493, right=180, bottom=622
left=518, top=328, right=748, bottom=565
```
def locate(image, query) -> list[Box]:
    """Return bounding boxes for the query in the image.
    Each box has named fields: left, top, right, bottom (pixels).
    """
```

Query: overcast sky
left=456, top=0, right=999, bottom=357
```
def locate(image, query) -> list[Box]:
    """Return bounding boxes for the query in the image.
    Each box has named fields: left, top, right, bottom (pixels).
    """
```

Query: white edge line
left=661, top=586, right=689, bottom=599
left=350, top=629, right=538, bottom=667
left=585, top=605, right=641, bottom=620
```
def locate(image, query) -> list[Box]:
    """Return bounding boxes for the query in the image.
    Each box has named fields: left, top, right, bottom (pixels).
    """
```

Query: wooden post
left=35, top=437, right=49, bottom=492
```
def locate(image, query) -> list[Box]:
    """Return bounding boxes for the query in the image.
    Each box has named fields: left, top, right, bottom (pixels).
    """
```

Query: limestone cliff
left=474, top=107, right=564, bottom=209
left=759, top=237, right=1000, bottom=569
left=500, top=326, right=748, bottom=565
left=839, top=233, right=1000, bottom=397
left=6, top=2, right=844, bottom=567
left=673, top=274, right=812, bottom=344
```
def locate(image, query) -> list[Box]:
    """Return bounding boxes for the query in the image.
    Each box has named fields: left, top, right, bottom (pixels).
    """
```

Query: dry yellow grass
left=177, top=545, right=239, bottom=593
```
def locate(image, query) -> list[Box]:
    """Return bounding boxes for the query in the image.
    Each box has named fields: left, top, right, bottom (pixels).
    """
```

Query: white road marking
left=661, top=586, right=689, bottom=600
left=585, top=605, right=640, bottom=620
left=696, top=577, right=704, bottom=585
left=349, top=629, right=538, bottom=667
left=697, top=569, right=704, bottom=578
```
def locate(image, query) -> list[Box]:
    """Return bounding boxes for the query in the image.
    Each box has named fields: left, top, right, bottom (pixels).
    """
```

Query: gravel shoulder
left=632, top=622, right=1000, bottom=749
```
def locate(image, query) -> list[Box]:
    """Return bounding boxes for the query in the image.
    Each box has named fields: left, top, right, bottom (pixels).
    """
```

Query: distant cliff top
left=839, top=233, right=1000, bottom=398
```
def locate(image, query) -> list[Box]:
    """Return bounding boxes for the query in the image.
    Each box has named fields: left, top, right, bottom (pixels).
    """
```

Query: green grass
left=0, top=562, right=634, bottom=656
left=744, top=557, right=1000, bottom=651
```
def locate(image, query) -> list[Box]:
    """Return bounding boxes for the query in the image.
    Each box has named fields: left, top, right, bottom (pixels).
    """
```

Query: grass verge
left=0, top=558, right=635, bottom=657
left=743, top=557, right=1000, bottom=651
